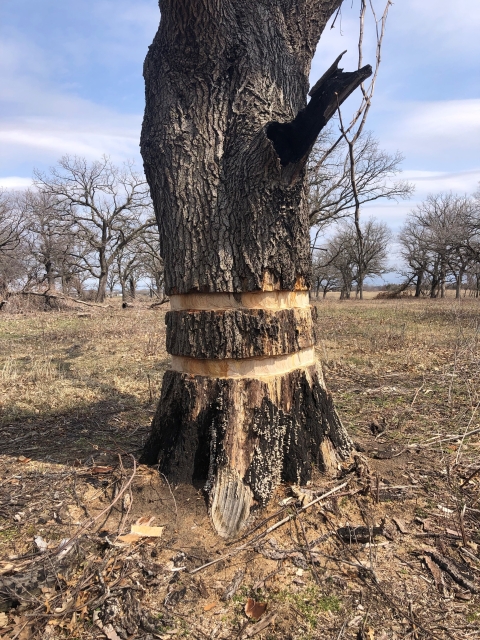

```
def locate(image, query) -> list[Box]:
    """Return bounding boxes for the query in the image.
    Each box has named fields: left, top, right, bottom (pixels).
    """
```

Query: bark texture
left=142, top=365, right=350, bottom=538
left=141, top=0, right=370, bottom=295
left=141, top=0, right=371, bottom=537
left=166, top=307, right=316, bottom=359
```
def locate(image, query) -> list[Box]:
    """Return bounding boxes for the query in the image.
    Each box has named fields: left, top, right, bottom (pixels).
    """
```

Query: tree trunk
left=129, top=276, right=136, bottom=300
left=415, top=270, right=424, bottom=297
left=45, top=260, right=56, bottom=291
left=140, top=0, right=370, bottom=537
left=96, top=273, right=107, bottom=303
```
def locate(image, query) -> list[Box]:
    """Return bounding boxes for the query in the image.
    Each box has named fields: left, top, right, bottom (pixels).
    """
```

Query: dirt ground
left=0, top=296, right=479, bottom=639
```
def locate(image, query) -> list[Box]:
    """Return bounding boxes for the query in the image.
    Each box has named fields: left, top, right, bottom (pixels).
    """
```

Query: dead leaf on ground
left=135, top=516, right=155, bottom=526
left=17, top=456, right=31, bottom=464
left=90, top=466, right=114, bottom=474
left=392, top=517, right=408, bottom=534
left=204, top=602, right=217, bottom=612
left=245, top=598, right=267, bottom=621
left=103, top=624, right=122, bottom=640
left=0, top=563, right=15, bottom=574
left=0, top=612, right=8, bottom=628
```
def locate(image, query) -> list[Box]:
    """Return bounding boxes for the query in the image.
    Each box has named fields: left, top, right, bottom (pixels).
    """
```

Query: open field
left=0, top=297, right=479, bottom=639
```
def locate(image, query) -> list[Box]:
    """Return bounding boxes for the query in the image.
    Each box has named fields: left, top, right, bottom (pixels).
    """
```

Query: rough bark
left=166, top=307, right=316, bottom=359
left=140, top=0, right=371, bottom=537
left=142, top=365, right=350, bottom=538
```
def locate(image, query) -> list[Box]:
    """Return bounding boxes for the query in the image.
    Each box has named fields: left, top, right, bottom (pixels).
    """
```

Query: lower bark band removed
left=171, top=346, right=316, bottom=379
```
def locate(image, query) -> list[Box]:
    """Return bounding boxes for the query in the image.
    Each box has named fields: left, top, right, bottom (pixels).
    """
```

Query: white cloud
left=374, top=99, right=480, bottom=169
left=0, top=177, right=33, bottom=190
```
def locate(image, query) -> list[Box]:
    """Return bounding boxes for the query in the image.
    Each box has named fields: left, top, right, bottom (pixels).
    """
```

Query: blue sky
left=1, top=0, right=479, bottom=239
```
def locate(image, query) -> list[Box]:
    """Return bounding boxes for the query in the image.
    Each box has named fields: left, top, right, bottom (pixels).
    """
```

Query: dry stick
left=116, top=454, right=134, bottom=538
left=455, top=400, right=480, bottom=465
left=409, top=427, right=480, bottom=450
left=296, top=513, right=321, bottom=585
left=18, top=290, right=108, bottom=308
left=53, top=455, right=137, bottom=558
left=189, top=481, right=348, bottom=575
left=160, top=472, right=178, bottom=524
left=411, top=376, right=425, bottom=407
left=460, top=466, right=480, bottom=487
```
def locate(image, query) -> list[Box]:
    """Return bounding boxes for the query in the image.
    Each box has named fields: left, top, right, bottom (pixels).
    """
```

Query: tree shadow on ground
left=0, top=388, right=154, bottom=467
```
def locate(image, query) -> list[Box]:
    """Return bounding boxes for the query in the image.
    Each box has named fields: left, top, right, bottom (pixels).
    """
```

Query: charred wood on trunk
left=140, top=365, right=351, bottom=538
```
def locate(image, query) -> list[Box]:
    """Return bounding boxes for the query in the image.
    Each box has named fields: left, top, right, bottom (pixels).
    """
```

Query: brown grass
left=0, top=298, right=479, bottom=639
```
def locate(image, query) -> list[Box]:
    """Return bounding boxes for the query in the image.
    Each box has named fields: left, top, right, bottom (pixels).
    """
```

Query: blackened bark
left=142, top=365, right=350, bottom=537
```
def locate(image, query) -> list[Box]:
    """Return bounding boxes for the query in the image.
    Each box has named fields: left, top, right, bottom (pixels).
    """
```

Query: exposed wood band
left=166, top=307, right=316, bottom=359
left=170, top=346, right=316, bottom=379
left=169, top=290, right=310, bottom=312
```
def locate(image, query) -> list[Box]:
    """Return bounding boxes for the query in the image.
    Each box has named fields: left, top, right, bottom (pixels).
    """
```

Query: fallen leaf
left=101, top=623, right=122, bottom=640
left=17, top=456, right=31, bottom=464
left=34, top=536, right=48, bottom=553
left=348, top=615, right=363, bottom=627
left=0, top=612, right=8, bottom=628
left=245, top=598, right=267, bottom=621
left=130, top=524, right=164, bottom=537
left=90, top=466, right=114, bottom=474
left=0, top=563, right=15, bottom=574
left=203, top=602, right=217, bottom=612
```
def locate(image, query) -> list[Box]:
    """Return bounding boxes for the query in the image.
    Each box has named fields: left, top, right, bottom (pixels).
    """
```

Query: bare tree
left=309, top=128, right=413, bottom=251
left=398, top=218, right=431, bottom=297
left=136, top=229, right=166, bottom=302
left=18, top=190, right=71, bottom=292
left=312, top=250, right=340, bottom=298
left=400, top=193, right=476, bottom=299
left=115, top=239, right=143, bottom=304
left=0, top=189, right=25, bottom=296
left=322, top=218, right=392, bottom=298
left=34, top=156, right=156, bottom=302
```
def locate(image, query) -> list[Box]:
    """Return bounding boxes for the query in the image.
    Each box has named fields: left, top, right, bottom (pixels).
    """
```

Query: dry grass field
left=0, top=297, right=479, bottom=639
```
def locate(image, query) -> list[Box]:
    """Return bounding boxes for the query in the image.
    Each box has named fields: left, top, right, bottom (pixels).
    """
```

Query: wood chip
left=424, top=555, right=444, bottom=591
left=203, top=602, right=217, bottom=612
left=130, top=524, right=164, bottom=537
left=244, top=611, right=276, bottom=637
left=117, top=533, right=141, bottom=544
left=393, top=517, right=408, bottom=534
left=428, top=550, right=478, bottom=593
left=222, top=569, right=245, bottom=601
left=90, top=466, right=114, bottom=474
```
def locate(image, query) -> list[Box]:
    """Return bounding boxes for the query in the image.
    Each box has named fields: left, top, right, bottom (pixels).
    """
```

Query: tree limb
left=266, top=53, right=372, bottom=168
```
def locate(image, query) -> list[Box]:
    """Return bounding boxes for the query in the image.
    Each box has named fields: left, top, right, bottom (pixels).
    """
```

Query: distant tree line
left=312, top=188, right=480, bottom=299
left=0, top=156, right=165, bottom=304
left=398, top=193, right=480, bottom=298
left=1, top=151, right=479, bottom=305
